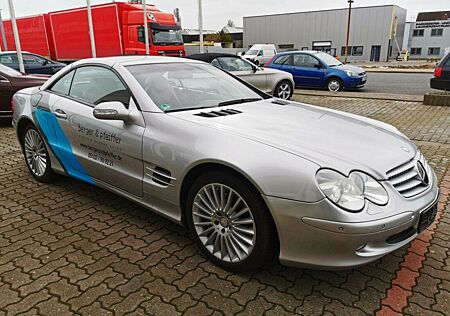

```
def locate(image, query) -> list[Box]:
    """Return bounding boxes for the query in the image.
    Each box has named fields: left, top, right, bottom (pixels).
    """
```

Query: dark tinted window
left=0, top=54, right=17, bottom=64
left=50, top=70, right=75, bottom=95
left=431, top=28, right=443, bottom=36
left=428, top=47, right=441, bottom=56
left=410, top=48, right=422, bottom=55
left=69, top=67, right=131, bottom=106
left=352, top=46, right=363, bottom=56
left=413, top=29, right=424, bottom=37
left=23, top=54, right=48, bottom=65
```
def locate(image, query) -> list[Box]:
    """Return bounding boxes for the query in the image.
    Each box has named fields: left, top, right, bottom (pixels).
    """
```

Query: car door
left=215, top=57, right=267, bottom=92
left=289, top=54, right=325, bottom=87
left=47, top=66, right=145, bottom=196
left=0, top=73, right=13, bottom=113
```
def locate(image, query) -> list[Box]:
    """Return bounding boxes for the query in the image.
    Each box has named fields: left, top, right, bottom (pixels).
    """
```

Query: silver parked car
left=13, top=56, right=439, bottom=272
left=188, top=53, right=294, bottom=100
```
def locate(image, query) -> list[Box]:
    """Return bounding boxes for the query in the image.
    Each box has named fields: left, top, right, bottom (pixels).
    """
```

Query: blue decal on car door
left=33, top=107, right=95, bottom=185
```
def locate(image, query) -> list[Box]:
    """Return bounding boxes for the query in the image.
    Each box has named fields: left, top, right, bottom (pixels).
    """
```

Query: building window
left=410, top=48, right=422, bottom=55
left=428, top=47, right=441, bottom=56
left=352, top=46, right=363, bottom=56
left=431, top=28, right=443, bottom=37
left=341, top=46, right=351, bottom=56
left=278, top=44, right=295, bottom=49
left=412, top=29, right=424, bottom=37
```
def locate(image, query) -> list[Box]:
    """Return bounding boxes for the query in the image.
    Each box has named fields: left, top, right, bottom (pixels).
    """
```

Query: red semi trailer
left=0, top=2, right=185, bottom=61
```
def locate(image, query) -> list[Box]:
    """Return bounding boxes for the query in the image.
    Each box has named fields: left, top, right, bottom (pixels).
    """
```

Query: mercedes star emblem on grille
left=415, top=161, right=429, bottom=186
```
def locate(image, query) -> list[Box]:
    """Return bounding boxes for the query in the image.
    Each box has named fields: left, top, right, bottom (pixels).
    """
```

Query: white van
left=243, top=44, right=277, bottom=66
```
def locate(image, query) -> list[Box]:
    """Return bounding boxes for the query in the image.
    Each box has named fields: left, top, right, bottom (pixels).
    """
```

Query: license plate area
left=418, top=203, right=438, bottom=233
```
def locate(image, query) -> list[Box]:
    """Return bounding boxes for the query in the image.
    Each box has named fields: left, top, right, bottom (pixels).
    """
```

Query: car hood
left=169, top=100, right=416, bottom=179
left=332, top=64, right=365, bottom=73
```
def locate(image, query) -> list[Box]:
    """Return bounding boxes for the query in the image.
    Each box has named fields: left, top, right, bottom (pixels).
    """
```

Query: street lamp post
left=143, top=0, right=150, bottom=55
left=0, top=10, right=8, bottom=51
left=344, top=0, right=354, bottom=64
left=198, top=0, right=204, bottom=53
left=86, top=0, right=96, bottom=58
left=7, top=0, right=24, bottom=73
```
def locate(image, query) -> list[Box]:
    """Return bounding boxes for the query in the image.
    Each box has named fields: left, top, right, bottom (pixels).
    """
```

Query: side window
left=137, top=26, right=146, bottom=44
left=69, top=66, right=131, bottom=107
left=273, top=55, right=290, bottom=65
left=216, top=57, right=253, bottom=71
left=50, top=70, right=75, bottom=95
left=23, top=54, right=46, bottom=64
left=293, top=54, right=319, bottom=68
left=0, top=55, right=14, bottom=64
left=257, top=50, right=263, bottom=56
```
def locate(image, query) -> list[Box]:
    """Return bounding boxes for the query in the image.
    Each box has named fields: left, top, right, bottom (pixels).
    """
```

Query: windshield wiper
left=218, top=98, right=262, bottom=107
left=165, top=105, right=216, bottom=113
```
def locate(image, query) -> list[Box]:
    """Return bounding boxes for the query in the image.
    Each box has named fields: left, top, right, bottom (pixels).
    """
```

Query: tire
left=21, top=124, right=56, bottom=183
left=186, top=171, right=276, bottom=272
left=274, top=80, right=293, bottom=100
left=327, top=77, right=343, bottom=92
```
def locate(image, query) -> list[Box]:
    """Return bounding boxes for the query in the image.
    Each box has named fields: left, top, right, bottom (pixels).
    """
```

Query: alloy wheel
left=277, top=83, right=292, bottom=99
left=328, top=79, right=341, bottom=92
left=192, top=183, right=256, bottom=263
left=24, top=129, right=47, bottom=177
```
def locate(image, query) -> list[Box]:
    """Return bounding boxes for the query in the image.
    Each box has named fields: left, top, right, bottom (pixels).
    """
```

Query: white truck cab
left=243, top=44, right=277, bottom=66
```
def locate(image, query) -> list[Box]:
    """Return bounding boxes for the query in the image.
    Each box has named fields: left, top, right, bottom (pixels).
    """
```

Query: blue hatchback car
left=267, top=51, right=367, bottom=91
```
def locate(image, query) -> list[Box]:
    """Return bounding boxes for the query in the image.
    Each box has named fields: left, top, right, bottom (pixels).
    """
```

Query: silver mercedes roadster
left=12, top=56, right=439, bottom=272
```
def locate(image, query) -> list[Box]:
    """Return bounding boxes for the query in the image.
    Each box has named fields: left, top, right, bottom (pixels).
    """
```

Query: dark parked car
left=267, top=51, right=367, bottom=92
left=430, top=52, right=450, bottom=91
left=0, top=63, right=49, bottom=120
left=0, top=51, right=66, bottom=75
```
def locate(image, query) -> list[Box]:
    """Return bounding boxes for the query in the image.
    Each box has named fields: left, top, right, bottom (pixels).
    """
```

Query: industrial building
left=243, top=5, right=407, bottom=62
left=404, top=11, right=450, bottom=60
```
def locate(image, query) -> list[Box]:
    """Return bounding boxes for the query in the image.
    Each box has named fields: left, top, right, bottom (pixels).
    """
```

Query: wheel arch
left=325, top=75, right=345, bottom=89
left=179, top=161, right=280, bottom=258
left=16, top=117, right=35, bottom=148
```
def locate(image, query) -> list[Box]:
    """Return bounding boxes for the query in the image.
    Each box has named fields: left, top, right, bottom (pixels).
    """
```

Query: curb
left=363, top=69, right=434, bottom=74
left=293, top=91, right=423, bottom=103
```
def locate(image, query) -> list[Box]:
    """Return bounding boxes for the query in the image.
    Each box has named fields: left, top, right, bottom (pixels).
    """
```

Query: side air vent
left=194, top=109, right=242, bottom=118
left=146, top=166, right=176, bottom=187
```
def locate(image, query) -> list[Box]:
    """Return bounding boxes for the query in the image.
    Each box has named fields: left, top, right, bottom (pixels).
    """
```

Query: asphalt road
left=360, top=72, right=433, bottom=95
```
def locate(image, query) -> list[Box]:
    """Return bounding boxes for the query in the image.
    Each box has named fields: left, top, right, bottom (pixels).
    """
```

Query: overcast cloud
left=0, top=0, right=448, bottom=30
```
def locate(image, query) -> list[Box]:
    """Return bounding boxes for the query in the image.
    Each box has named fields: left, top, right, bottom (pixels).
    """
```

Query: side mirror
left=314, top=63, right=323, bottom=69
left=93, top=101, right=130, bottom=121
left=251, top=64, right=258, bottom=72
left=42, top=60, right=49, bottom=66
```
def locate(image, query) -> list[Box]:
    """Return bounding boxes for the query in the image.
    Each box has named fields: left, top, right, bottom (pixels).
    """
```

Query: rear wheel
left=327, top=78, right=343, bottom=92
left=21, top=124, right=55, bottom=183
left=186, top=171, right=276, bottom=272
left=274, top=80, right=293, bottom=100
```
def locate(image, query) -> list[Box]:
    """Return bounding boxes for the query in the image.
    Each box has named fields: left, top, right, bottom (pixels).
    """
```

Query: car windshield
left=316, top=52, right=342, bottom=67
left=151, top=28, right=183, bottom=45
left=127, top=63, right=262, bottom=112
left=0, top=62, right=22, bottom=76
left=245, top=50, right=259, bottom=55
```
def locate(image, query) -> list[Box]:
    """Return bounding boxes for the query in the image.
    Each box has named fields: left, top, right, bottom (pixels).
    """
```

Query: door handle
left=54, top=109, right=67, bottom=120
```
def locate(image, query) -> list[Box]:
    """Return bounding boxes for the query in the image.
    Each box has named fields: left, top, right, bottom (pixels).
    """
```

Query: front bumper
left=346, top=75, right=367, bottom=88
left=264, top=172, right=439, bottom=269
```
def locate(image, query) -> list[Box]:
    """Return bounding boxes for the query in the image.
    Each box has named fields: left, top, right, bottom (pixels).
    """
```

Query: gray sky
left=0, top=0, right=449, bottom=30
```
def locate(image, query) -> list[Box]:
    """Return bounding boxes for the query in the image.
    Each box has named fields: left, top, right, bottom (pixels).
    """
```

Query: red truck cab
left=0, top=2, right=185, bottom=62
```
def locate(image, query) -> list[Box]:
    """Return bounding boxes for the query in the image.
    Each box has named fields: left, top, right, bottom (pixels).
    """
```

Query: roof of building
left=182, top=29, right=217, bottom=36
left=222, top=26, right=244, bottom=34
left=417, top=11, right=450, bottom=22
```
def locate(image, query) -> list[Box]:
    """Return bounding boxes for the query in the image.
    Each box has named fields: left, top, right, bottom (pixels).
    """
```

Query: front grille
left=386, top=152, right=431, bottom=198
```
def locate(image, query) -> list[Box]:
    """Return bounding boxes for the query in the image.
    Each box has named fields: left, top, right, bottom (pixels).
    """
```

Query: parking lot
left=0, top=95, right=449, bottom=315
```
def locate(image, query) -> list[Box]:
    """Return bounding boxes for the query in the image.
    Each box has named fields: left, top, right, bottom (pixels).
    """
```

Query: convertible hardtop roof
left=187, top=53, right=242, bottom=63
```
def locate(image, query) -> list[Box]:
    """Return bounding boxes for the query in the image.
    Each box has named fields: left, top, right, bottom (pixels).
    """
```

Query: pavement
left=0, top=95, right=449, bottom=315
left=294, top=90, right=424, bottom=102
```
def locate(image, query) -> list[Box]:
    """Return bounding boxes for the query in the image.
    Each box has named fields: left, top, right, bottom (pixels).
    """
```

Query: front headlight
left=344, top=70, right=358, bottom=77
left=316, top=169, right=388, bottom=212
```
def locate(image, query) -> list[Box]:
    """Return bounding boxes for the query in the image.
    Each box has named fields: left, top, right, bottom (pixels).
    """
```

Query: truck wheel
left=186, top=171, right=276, bottom=273
left=21, top=124, right=56, bottom=183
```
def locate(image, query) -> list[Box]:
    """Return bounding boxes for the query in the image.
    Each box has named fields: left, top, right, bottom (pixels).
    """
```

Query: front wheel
left=327, top=78, right=343, bottom=92
left=274, top=80, right=293, bottom=100
left=21, top=124, right=56, bottom=183
left=186, top=171, right=276, bottom=272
